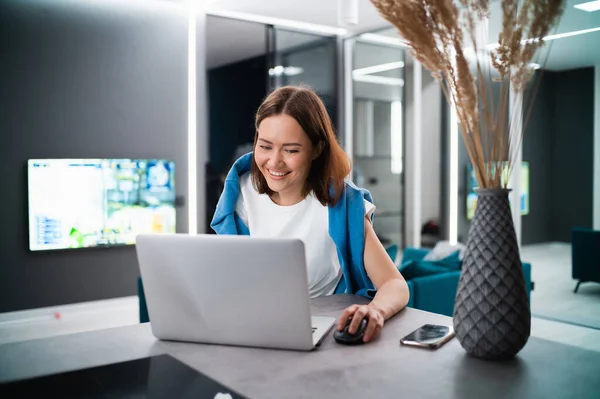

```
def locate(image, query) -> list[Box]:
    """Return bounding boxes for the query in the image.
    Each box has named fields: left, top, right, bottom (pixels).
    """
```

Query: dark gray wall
left=450, top=68, right=595, bottom=245
left=208, top=55, right=267, bottom=174
left=550, top=68, right=595, bottom=241
left=206, top=54, right=268, bottom=233
left=522, top=71, right=555, bottom=244
left=457, top=135, right=471, bottom=244
left=522, top=68, right=595, bottom=244
left=0, top=0, right=189, bottom=312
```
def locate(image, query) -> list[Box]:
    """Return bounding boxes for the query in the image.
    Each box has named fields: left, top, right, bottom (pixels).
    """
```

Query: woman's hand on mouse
left=337, top=304, right=385, bottom=343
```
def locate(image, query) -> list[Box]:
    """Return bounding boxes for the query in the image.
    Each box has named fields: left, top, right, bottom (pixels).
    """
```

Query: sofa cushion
left=423, top=241, right=466, bottom=261
left=410, top=272, right=461, bottom=317
left=385, top=244, right=399, bottom=264
left=399, top=250, right=462, bottom=280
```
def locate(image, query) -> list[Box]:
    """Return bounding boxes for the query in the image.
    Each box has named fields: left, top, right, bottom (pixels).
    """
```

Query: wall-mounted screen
left=28, top=159, right=176, bottom=251
left=466, top=161, right=529, bottom=220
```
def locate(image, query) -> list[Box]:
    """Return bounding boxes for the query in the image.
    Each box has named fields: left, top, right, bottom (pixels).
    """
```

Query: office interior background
left=0, top=0, right=599, bottom=350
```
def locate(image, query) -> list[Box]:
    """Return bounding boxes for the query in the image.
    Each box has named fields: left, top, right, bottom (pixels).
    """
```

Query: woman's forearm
left=368, top=278, right=410, bottom=320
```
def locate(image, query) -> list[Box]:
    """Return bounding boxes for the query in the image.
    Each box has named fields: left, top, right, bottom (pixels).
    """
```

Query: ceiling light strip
left=206, top=8, right=346, bottom=36
left=574, top=1, right=600, bottom=12
left=544, top=26, right=600, bottom=41
left=353, top=61, right=405, bottom=76
left=352, top=74, right=405, bottom=86
left=358, top=33, right=410, bottom=48
left=487, top=26, right=600, bottom=49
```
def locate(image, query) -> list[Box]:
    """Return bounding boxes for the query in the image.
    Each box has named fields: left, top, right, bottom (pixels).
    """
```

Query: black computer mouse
left=333, top=317, right=368, bottom=345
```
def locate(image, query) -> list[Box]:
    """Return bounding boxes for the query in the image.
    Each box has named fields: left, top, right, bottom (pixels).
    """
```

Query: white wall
left=349, top=42, right=405, bottom=248
left=405, top=64, right=442, bottom=247
left=420, top=72, right=442, bottom=225
left=353, top=101, right=403, bottom=247
left=594, top=65, right=600, bottom=230
left=196, top=10, right=208, bottom=234
left=405, top=66, right=415, bottom=245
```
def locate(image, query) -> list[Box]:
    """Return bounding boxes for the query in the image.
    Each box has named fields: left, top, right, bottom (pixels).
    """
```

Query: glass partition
left=520, top=33, right=598, bottom=329
left=205, top=16, right=269, bottom=232
left=349, top=34, right=406, bottom=251
left=268, top=27, right=338, bottom=129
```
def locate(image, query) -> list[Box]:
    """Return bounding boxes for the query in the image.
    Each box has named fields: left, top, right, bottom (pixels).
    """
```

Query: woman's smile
left=266, top=168, right=291, bottom=179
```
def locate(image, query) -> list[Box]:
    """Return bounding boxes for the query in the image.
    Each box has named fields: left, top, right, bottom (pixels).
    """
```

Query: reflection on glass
left=391, top=100, right=403, bottom=174
left=269, top=28, right=338, bottom=127
left=351, top=34, right=405, bottom=250
left=205, top=16, right=268, bottom=233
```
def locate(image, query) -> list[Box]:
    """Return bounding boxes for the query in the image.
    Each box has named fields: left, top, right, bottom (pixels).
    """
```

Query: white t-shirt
left=235, top=173, right=375, bottom=298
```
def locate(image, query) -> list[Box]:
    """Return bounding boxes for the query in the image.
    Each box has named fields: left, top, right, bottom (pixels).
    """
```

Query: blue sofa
left=401, top=247, right=533, bottom=317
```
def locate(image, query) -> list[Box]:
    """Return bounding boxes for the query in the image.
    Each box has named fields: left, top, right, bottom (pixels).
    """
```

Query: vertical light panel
left=509, top=90, right=523, bottom=247
left=343, top=38, right=354, bottom=168
left=391, top=101, right=403, bottom=174
left=187, top=4, right=197, bottom=235
left=413, top=61, right=422, bottom=247
left=336, top=37, right=346, bottom=162
left=355, top=100, right=374, bottom=157
left=449, top=104, right=458, bottom=245
left=594, top=65, right=600, bottom=230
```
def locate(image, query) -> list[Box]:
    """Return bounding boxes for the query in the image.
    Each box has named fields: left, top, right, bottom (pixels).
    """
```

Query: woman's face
left=254, top=114, right=318, bottom=201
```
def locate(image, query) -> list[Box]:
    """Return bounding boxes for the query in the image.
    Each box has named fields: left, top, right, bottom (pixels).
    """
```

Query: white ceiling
left=207, top=0, right=388, bottom=35
left=206, top=16, right=265, bottom=69
left=205, top=0, right=388, bottom=69
left=488, top=0, right=600, bottom=71
left=206, top=15, right=330, bottom=69
left=205, top=0, right=600, bottom=71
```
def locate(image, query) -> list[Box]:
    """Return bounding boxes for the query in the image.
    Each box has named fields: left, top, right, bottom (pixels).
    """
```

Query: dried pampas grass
left=370, top=0, right=565, bottom=188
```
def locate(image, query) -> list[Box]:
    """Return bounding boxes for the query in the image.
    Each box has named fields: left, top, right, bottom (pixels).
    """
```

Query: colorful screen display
left=466, top=161, right=529, bottom=220
left=28, top=159, right=176, bottom=251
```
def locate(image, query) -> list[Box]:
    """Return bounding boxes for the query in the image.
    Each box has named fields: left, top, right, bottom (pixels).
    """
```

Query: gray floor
left=0, top=243, right=599, bottom=354
left=522, top=242, right=600, bottom=329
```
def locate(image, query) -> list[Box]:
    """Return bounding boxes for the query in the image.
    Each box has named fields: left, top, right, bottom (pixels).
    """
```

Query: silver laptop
left=135, top=233, right=336, bottom=351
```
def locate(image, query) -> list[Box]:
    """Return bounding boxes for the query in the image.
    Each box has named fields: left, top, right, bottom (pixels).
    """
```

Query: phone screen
left=400, top=324, right=454, bottom=348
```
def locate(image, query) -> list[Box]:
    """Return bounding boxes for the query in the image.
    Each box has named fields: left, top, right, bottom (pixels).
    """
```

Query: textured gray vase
left=453, top=188, right=531, bottom=360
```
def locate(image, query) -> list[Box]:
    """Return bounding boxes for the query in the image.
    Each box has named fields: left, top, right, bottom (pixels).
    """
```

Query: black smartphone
left=399, top=324, right=455, bottom=349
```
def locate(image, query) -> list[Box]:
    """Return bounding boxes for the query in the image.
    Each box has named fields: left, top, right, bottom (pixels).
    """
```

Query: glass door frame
left=342, top=33, right=408, bottom=250
left=265, top=25, right=340, bottom=134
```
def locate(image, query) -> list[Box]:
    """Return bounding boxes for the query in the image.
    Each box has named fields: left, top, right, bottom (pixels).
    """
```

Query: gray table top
left=1, top=294, right=599, bottom=398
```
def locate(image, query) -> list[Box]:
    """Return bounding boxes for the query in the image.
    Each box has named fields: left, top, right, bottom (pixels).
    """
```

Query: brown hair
left=251, top=85, right=351, bottom=207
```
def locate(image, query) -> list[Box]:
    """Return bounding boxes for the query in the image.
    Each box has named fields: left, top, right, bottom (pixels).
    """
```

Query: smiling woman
left=253, top=117, right=318, bottom=206
left=250, top=86, right=350, bottom=207
left=211, top=85, right=410, bottom=344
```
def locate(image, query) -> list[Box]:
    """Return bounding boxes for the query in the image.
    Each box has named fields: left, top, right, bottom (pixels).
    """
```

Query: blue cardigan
left=210, top=152, right=376, bottom=298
